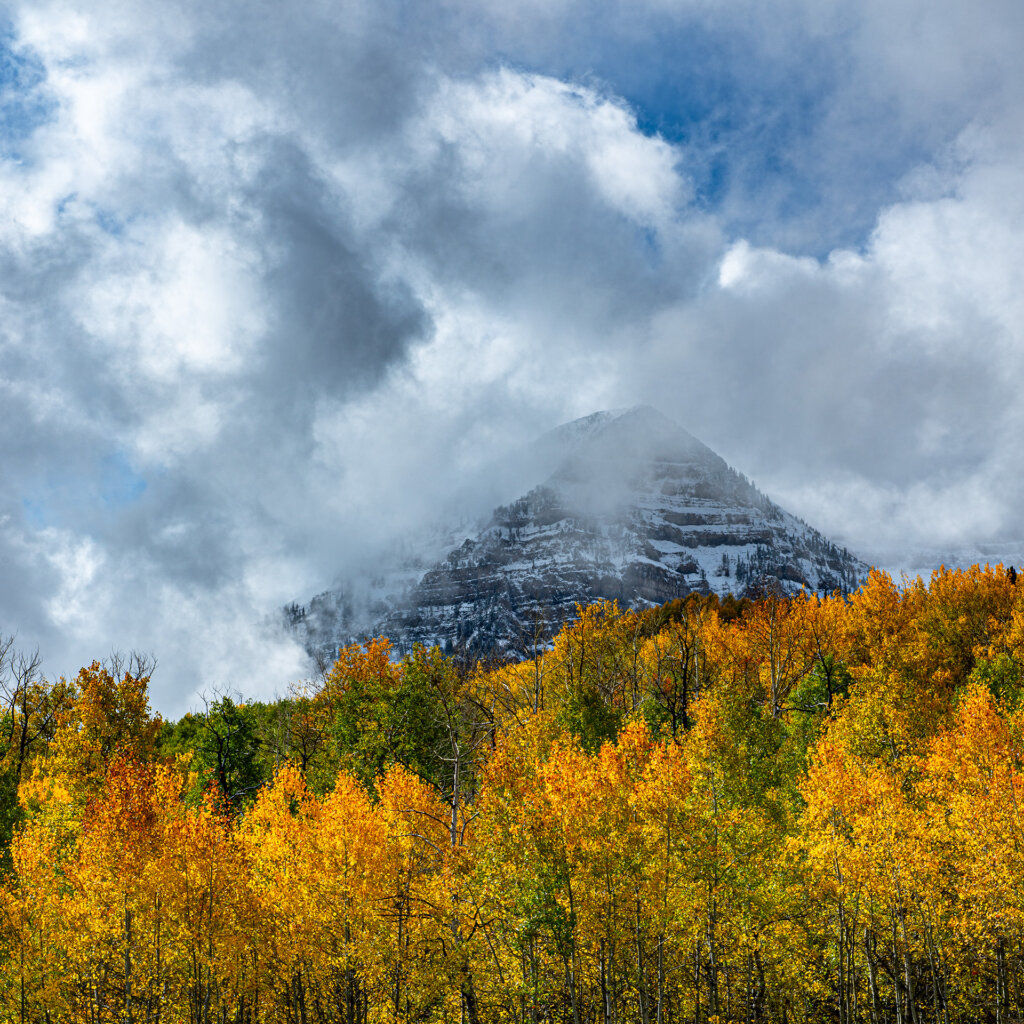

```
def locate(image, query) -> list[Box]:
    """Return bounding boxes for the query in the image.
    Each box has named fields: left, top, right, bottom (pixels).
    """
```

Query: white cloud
left=430, top=71, right=685, bottom=226
left=77, top=220, right=267, bottom=381
left=1, top=0, right=1022, bottom=711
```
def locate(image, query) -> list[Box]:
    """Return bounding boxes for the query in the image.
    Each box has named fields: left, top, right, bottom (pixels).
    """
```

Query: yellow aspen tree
left=923, top=683, right=1024, bottom=1020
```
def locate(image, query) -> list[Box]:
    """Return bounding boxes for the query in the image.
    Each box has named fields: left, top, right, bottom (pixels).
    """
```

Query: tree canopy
left=1, top=564, right=1023, bottom=1023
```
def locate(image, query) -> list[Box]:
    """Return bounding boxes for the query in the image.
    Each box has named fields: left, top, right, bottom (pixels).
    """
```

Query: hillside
left=290, top=406, right=868, bottom=659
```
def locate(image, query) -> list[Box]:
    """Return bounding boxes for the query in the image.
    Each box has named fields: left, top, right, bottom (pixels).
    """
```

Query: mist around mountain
left=288, top=407, right=868, bottom=661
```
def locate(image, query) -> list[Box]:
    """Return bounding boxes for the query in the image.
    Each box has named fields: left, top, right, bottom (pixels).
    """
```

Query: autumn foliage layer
left=1, top=565, right=1024, bottom=1024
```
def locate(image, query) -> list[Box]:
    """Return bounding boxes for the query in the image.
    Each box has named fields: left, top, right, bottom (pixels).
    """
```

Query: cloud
left=635, top=109, right=1024, bottom=559
left=0, top=0, right=1021, bottom=711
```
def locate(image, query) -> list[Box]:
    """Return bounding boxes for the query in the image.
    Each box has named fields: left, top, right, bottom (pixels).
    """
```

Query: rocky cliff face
left=289, top=406, right=868, bottom=660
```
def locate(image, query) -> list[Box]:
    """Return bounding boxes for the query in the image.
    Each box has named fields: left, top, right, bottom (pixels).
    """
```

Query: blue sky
left=0, top=30, right=51, bottom=159
left=500, top=14, right=867, bottom=243
left=1, top=0, right=1022, bottom=711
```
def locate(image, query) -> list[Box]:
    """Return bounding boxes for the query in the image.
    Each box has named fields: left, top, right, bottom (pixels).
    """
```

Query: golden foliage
left=2, top=565, right=1024, bottom=1022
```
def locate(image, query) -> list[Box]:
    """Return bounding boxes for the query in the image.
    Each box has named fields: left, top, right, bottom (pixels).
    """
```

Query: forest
left=0, top=565, right=1023, bottom=1024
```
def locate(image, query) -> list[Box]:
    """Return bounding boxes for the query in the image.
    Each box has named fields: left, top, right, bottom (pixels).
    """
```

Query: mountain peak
left=568, top=404, right=713, bottom=461
left=546, top=404, right=688, bottom=440
left=538, top=405, right=716, bottom=484
left=289, top=408, right=869, bottom=660
left=604, top=403, right=674, bottom=426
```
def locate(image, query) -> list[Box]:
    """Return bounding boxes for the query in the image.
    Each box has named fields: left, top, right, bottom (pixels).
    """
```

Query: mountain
left=288, top=406, right=869, bottom=661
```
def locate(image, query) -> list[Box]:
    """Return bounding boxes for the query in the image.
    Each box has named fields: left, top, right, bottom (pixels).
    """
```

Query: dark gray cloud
left=0, top=0, right=1021, bottom=711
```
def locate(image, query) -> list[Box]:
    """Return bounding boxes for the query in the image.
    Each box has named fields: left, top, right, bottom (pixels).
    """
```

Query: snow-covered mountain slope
left=289, top=406, right=869, bottom=660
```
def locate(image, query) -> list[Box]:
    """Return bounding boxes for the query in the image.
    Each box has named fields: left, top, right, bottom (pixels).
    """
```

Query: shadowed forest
left=1, top=566, right=1023, bottom=1024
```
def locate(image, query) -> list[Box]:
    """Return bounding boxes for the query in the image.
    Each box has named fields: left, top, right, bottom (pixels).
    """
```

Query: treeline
left=1, top=566, right=1024, bottom=1023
